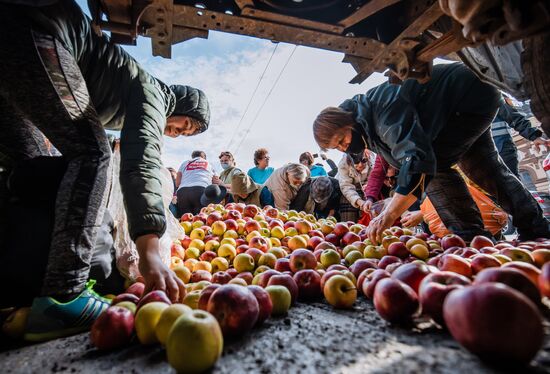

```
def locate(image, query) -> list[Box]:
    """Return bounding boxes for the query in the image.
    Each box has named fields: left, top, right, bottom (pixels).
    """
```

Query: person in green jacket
left=0, top=0, right=210, bottom=341
left=313, top=63, right=550, bottom=244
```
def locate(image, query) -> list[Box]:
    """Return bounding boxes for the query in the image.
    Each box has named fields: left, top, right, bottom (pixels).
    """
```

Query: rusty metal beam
left=339, top=0, right=402, bottom=28
left=240, top=7, right=344, bottom=34
left=171, top=4, right=386, bottom=60
left=350, top=1, right=444, bottom=83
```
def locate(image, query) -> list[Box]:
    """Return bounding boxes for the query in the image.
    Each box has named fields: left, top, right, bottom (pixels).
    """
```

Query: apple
left=539, top=262, right=550, bottom=298
left=323, top=274, right=356, bottom=309
left=440, top=234, right=466, bottom=249
left=391, top=261, right=432, bottom=294
left=293, top=269, right=322, bottom=300
left=373, top=278, right=419, bottom=323
left=362, top=269, right=391, bottom=299
left=265, top=285, right=292, bottom=316
left=470, top=253, right=501, bottom=274
left=267, top=274, right=299, bottom=304
left=502, top=262, right=541, bottom=286
left=135, top=301, right=169, bottom=345
left=387, top=241, right=409, bottom=259
left=155, top=304, right=192, bottom=345
left=444, top=283, right=543, bottom=366
left=438, top=254, right=472, bottom=278
left=349, top=259, right=377, bottom=278
left=207, top=285, right=259, bottom=338
left=137, top=290, right=171, bottom=310
left=289, top=249, right=317, bottom=273
left=91, top=306, right=134, bottom=350
left=247, top=285, right=273, bottom=325
left=418, top=271, right=470, bottom=325
left=198, top=284, right=222, bottom=311
left=470, top=235, right=494, bottom=250
left=236, top=272, right=254, bottom=285
left=112, top=293, right=140, bottom=306
left=274, top=258, right=292, bottom=273
left=474, top=267, right=540, bottom=305
left=255, top=269, right=280, bottom=288
left=166, top=309, right=223, bottom=373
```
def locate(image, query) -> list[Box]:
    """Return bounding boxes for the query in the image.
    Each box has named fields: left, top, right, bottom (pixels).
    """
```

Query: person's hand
left=212, top=175, right=221, bottom=184
left=366, top=212, right=395, bottom=244
left=136, top=234, right=185, bottom=303
left=533, top=138, right=550, bottom=152
left=401, top=210, right=423, bottom=228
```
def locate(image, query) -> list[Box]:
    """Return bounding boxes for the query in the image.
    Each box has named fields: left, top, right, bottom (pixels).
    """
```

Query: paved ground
left=2, top=299, right=550, bottom=374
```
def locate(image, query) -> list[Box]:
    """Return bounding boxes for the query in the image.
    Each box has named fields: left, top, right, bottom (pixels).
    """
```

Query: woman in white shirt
left=176, top=150, right=215, bottom=215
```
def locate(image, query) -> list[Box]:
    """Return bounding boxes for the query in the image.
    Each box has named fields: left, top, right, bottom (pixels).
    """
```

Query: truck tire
left=522, top=31, right=550, bottom=136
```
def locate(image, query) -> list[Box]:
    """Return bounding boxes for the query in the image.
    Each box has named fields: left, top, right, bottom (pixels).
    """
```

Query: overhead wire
left=234, top=45, right=298, bottom=156
left=226, top=43, right=280, bottom=150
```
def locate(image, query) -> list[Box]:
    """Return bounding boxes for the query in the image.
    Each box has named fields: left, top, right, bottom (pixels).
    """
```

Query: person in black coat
left=313, top=63, right=550, bottom=243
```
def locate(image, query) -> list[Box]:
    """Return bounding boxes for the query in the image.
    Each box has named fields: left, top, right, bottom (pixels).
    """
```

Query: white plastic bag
left=108, top=148, right=184, bottom=281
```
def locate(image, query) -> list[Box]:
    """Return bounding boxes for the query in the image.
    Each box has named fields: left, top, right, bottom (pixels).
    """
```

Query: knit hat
left=169, top=85, right=210, bottom=132
left=311, top=177, right=333, bottom=204
left=200, top=184, right=227, bottom=206
left=231, top=172, right=258, bottom=196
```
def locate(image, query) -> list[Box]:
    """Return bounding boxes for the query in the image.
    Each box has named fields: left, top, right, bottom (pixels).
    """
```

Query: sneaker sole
left=24, top=325, right=90, bottom=342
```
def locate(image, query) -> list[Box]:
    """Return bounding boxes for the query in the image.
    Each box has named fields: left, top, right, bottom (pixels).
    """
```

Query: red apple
left=274, top=258, right=292, bottom=273
left=387, top=241, right=409, bottom=259
left=212, top=271, right=232, bottom=285
left=289, top=249, right=317, bottom=273
left=470, top=253, right=501, bottom=274
left=112, top=293, right=140, bottom=306
left=90, top=306, right=134, bottom=350
left=207, top=285, right=259, bottom=338
left=198, top=284, right=221, bottom=310
left=136, top=290, right=171, bottom=310
left=362, top=269, right=391, bottom=299
left=418, top=271, right=471, bottom=325
left=474, top=267, right=540, bottom=305
left=373, top=278, right=419, bottom=323
left=443, top=283, right=543, bottom=366
left=438, top=254, right=472, bottom=278
left=247, top=285, right=273, bottom=325
left=440, top=234, right=466, bottom=250
left=267, top=274, right=299, bottom=305
left=391, top=261, right=432, bottom=294
left=293, top=269, right=322, bottom=300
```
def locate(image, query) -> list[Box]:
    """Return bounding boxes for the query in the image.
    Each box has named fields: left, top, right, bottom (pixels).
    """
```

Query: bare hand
left=136, top=234, right=185, bottom=303
left=533, top=138, right=550, bottom=152
left=401, top=210, right=423, bottom=228
left=367, top=212, right=395, bottom=244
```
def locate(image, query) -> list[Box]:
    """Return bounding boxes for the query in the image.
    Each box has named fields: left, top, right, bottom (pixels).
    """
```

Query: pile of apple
left=88, top=202, right=550, bottom=371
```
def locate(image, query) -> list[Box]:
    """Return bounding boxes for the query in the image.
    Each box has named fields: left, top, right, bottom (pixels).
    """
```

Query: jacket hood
left=169, top=85, right=210, bottom=130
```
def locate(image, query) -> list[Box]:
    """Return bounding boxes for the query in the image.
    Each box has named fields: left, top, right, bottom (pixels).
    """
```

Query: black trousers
left=177, top=186, right=206, bottom=215
left=426, top=111, right=549, bottom=240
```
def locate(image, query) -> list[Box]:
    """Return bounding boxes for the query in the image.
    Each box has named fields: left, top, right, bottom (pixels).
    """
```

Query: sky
left=76, top=1, right=388, bottom=172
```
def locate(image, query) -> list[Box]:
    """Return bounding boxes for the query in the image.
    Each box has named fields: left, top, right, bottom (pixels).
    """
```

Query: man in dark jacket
left=313, top=63, right=550, bottom=243
left=0, top=0, right=210, bottom=341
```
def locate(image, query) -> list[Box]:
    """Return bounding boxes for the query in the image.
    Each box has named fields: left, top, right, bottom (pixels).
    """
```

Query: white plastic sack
left=107, top=148, right=184, bottom=281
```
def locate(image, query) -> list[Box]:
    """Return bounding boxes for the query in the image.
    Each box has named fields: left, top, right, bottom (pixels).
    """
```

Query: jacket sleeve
left=375, top=98, right=436, bottom=195
left=119, top=77, right=167, bottom=241
left=363, top=155, right=387, bottom=201
left=498, top=101, right=542, bottom=141
left=337, top=158, right=363, bottom=208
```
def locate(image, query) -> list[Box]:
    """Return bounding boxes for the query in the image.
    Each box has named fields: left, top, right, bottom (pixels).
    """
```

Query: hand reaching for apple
left=135, top=234, right=185, bottom=303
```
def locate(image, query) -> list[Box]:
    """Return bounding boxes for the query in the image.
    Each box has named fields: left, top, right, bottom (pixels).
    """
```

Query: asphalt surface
left=2, top=298, right=550, bottom=374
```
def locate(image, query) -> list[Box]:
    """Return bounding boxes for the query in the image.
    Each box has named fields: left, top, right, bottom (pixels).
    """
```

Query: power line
left=226, top=43, right=279, bottom=150
left=234, top=45, right=298, bottom=156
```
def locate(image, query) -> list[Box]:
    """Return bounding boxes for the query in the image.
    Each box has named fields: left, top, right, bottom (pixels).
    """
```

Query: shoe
left=24, top=280, right=111, bottom=342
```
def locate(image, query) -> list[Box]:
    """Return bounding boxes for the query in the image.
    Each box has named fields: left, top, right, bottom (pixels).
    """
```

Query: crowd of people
left=1, top=0, right=549, bottom=344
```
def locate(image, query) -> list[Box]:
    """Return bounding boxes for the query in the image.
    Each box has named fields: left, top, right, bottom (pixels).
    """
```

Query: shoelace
left=85, top=279, right=111, bottom=304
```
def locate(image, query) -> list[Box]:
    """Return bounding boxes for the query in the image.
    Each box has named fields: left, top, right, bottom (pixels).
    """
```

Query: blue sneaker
left=24, top=280, right=111, bottom=342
